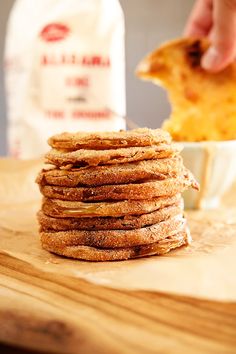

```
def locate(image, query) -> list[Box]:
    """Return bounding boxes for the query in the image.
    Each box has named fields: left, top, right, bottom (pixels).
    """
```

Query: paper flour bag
left=5, top=0, right=126, bottom=158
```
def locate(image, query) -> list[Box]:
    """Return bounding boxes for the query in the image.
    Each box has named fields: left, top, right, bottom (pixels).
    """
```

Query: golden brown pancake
left=38, top=203, right=183, bottom=231
left=137, top=38, right=236, bottom=141
left=45, top=144, right=182, bottom=168
left=37, top=126, right=198, bottom=262
left=42, top=194, right=182, bottom=218
left=36, top=157, right=183, bottom=187
left=41, top=230, right=190, bottom=261
left=40, top=216, right=186, bottom=248
left=39, top=171, right=198, bottom=201
left=48, top=128, right=171, bottom=150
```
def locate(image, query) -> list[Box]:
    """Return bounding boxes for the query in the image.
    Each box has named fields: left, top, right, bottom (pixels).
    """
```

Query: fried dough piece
left=39, top=171, right=198, bottom=201
left=38, top=203, right=183, bottom=231
left=137, top=38, right=236, bottom=141
left=36, top=157, right=183, bottom=187
left=45, top=144, right=182, bottom=168
left=42, top=194, right=182, bottom=218
left=40, top=216, right=185, bottom=248
left=48, top=128, right=171, bottom=150
left=41, top=230, right=190, bottom=261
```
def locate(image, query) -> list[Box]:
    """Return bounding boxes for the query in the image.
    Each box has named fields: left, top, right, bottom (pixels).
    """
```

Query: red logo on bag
left=40, top=23, right=70, bottom=42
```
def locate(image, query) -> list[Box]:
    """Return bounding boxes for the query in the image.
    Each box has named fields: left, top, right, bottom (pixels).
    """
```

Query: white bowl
left=180, top=140, right=236, bottom=209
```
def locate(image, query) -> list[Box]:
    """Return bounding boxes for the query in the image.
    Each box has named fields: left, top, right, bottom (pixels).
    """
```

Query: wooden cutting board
left=0, top=159, right=236, bottom=354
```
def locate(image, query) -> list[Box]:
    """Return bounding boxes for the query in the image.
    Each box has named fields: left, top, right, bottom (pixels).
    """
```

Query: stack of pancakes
left=36, top=128, right=199, bottom=261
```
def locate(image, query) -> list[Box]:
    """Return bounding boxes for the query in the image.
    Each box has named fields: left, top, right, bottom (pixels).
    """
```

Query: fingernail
left=201, top=47, right=221, bottom=70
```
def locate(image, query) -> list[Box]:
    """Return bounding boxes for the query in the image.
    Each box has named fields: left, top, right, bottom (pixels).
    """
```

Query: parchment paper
left=0, top=158, right=236, bottom=301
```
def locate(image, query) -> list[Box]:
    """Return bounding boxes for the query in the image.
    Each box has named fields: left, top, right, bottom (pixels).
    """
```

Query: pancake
left=38, top=203, right=183, bottom=231
left=40, top=216, right=185, bottom=248
left=36, top=157, right=183, bottom=187
left=45, top=144, right=182, bottom=168
left=42, top=194, right=182, bottom=218
left=137, top=37, right=236, bottom=141
left=39, top=171, right=198, bottom=201
left=37, top=126, right=198, bottom=262
left=41, top=230, right=190, bottom=261
left=48, top=128, right=171, bottom=150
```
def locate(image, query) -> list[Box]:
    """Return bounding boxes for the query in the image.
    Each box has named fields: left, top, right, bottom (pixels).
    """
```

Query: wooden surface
left=1, top=252, right=236, bottom=354
left=0, top=343, right=44, bottom=354
left=0, top=159, right=236, bottom=354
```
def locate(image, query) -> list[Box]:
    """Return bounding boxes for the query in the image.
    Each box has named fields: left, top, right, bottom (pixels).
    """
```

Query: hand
left=185, top=0, right=236, bottom=71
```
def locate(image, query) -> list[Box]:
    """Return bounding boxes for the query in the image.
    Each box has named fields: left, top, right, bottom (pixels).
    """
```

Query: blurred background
left=0, top=0, right=195, bottom=156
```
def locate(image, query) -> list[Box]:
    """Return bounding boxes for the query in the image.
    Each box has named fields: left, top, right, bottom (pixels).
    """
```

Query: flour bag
left=5, top=0, right=126, bottom=158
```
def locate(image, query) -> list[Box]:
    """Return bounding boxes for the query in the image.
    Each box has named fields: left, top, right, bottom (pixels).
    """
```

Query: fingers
left=184, top=0, right=213, bottom=37
left=202, top=0, right=236, bottom=71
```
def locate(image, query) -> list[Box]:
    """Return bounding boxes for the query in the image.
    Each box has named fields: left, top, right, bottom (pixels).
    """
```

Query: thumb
left=202, top=0, right=236, bottom=71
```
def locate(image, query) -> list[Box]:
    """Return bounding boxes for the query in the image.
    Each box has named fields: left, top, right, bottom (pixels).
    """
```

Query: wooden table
left=0, top=343, right=43, bottom=353
left=1, top=252, right=236, bottom=354
left=0, top=159, right=236, bottom=354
